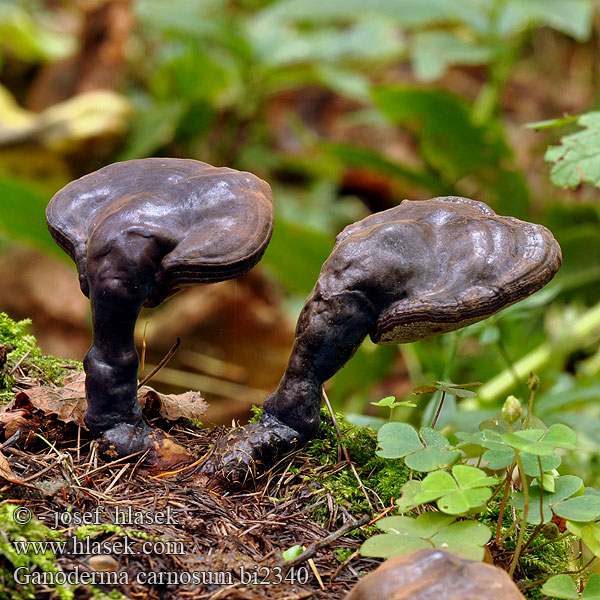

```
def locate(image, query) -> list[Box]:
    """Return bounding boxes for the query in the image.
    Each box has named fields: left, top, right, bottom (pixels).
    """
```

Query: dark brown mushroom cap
left=324, top=196, right=561, bottom=344
left=46, top=158, right=273, bottom=307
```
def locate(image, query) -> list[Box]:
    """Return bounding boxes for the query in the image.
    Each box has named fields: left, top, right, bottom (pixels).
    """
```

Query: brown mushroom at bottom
left=344, top=548, right=526, bottom=600
left=201, top=196, right=561, bottom=483
left=46, top=158, right=274, bottom=467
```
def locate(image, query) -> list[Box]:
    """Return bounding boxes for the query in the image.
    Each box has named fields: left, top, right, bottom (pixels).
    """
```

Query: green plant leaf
left=521, top=452, right=562, bottom=477
left=540, top=574, right=579, bottom=599
left=117, top=100, right=188, bottom=161
left=542, top=423, right=577, bottom=450
left=512, top=475, right=584, bottom=524
left=261, top=218, right=334, bottom=296
left=361, top=512, right=490, bottom=561
left=431, top=520, right=491, bottom=561
left=566, top=521, right=600, bottom=558
left=396, top=480, right=423, bottom=513
left=0, top=174, right=62, bottom=257
left=404, top=428, right=462, bottom=472
left=413, top=381, right=480, bottom=398
left=526, top=115, right=580, bottom=130
left=497, top=0, right=594, bottom=41
left=483, top=446, right=515, bottom=470
left=282, top=545, right=304, bottom=561
left=360, top=532, right=431, bottom=558
left=376, top=424, right=460, bottom=471
left=415, top=465, right=496, bottom=515
left=376, top=423, right=423, bottom=458
left=553, top=495, right=600, bottom=522
left=377, top=513, right=455, bottom=537
left=545, top=111, right=600, bottom=189
left=583, top=574, right=600, bottom=599
left=502, top=424, right=576, bottom=456
left=411, top=31, right=491, bottom=82
left=372, top=396, right=416, bottom=409
left=372, top=86, right=529, bottom=216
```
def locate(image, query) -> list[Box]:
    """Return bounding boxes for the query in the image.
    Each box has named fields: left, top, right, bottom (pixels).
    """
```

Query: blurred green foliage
left=0, top=0, right=599, bottom=485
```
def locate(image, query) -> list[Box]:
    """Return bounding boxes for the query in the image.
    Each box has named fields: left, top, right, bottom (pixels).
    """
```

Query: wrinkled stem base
left=98, top=422, right=192, bottom=471
left=200, top=412, right=301, bottom=485
left=263, top=289, right=375, bottom=438
left=203, top=290, right=375, bottom=483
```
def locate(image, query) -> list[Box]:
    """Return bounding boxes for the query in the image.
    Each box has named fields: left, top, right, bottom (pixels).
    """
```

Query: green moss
left=305, top=409, right=410, bottom=523
left=0, top=313, right=82, bottom=401
left=0, top=503, right=72, bottom=600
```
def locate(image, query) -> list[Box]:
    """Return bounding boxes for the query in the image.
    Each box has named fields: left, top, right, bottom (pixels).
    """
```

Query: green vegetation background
left=0, top=0, right=600, bottom=484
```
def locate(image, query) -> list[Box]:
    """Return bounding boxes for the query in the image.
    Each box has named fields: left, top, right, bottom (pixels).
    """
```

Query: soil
left=0, top=380, right=379, bottom=600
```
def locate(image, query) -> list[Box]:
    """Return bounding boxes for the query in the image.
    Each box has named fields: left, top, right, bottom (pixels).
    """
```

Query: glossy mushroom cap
left=261, top=196, right=561, bottom=440
left=332, top=196, right=562, bottom=344
left=46, top=158, right=273, bottom=307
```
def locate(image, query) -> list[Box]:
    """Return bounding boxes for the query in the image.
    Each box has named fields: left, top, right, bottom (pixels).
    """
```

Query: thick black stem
left=83, top=227, right=167, bottom=436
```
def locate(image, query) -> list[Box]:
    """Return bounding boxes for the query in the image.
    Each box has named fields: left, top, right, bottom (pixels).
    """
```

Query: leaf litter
left=0, top=370, right=377, bottom=600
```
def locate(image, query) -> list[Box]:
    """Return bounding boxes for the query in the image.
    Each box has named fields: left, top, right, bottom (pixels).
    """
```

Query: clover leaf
left=455, top=429, right=561, bottom=474
left=567, top=522, right=600, bottom=560
left=414, top=465, right=497, bottom=515
left=541, top=573, right=600, bottom=600
left=512, top=475, right=583, bottom=524
left=553, top=494, right=600, bottom=522
left=376, top=423, right=461, bottom=472
left=541, top=574, right=579, bottom=599
left=503, top=423, right=576, bottom=456
left=412, top=380, right=480, bottom=399
left=360, top=511, right=491, bottom=562
left=544, top=111, right=600, bottom=189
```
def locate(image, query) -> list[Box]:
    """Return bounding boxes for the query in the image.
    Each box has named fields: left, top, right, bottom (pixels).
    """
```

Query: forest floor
left=0, top=366, right=381, bottom=600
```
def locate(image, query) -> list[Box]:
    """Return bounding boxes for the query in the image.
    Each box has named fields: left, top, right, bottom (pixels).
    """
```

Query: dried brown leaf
left=4, top=371, right=206, bottom=430
left=0, top=408, right=38, bottom=439
left=0, top=449, right=19, bottom=483
left=139, top=387, right=207, bottom=422
left=15, top=372, right=88, bottom=428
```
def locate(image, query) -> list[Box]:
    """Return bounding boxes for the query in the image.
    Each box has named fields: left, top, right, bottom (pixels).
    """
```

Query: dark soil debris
left=0, top=375, right=380, bottom=600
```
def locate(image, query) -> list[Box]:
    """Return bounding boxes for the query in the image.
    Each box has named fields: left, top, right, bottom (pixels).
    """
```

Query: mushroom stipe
left=202, top=196, right=560, bottom=483
left=46, top=160, right=561, bottom=482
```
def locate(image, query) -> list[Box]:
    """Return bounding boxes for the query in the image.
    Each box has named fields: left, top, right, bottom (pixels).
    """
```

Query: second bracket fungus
left=203, top=196, right=561, bottom=483
left=46, top=158, right=273, bottom=465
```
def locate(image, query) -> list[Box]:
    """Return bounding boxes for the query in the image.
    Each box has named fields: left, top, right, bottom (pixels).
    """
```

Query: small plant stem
left=524, top=386, right=537, bottom=429
left=495, top=463, right=516, bottom=544
left=475, top=447, right=484, bottom=469
left=138, top=337, right=180, bottom=388
left=509, top=451, right=529, bottom=578
left=430, top=391, right=446, bottom=429
left=520, top=522, right=546, bottom=554
left=520, top=456, right=545, bottom=554
left=519, top=556, right=597, bottom=591
left=498, top=520, right=518, bottom=545
left=479, top=301, right=600, bottom=403
left=520, top=532, right=571, bottom=555
left=322, top=390, right=374, bottom=511
left=35, top=433, right=82, bottom=486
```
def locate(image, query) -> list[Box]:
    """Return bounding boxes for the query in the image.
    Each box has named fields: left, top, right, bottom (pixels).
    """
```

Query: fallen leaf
left=2, top=372, right=206, bottom=429
left=0, top=449, right=20, bottom=483
left=139, top=387, right=207, bottom=422
left=14, top=372, right=88, bottom=428
left=0, top=408, right=38, bottom=439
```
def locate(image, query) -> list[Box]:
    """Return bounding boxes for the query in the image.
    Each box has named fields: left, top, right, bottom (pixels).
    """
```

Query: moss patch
left=0, top=312, right=82, bottom=401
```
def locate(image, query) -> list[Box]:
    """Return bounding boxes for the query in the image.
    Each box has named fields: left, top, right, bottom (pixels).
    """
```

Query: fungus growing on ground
left=203, top=196, right=561, bottom=483
left=46, top=158, right=273, bottom=464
